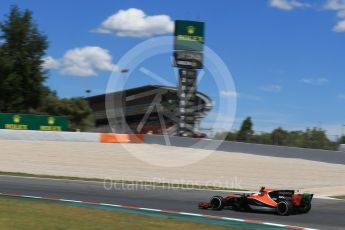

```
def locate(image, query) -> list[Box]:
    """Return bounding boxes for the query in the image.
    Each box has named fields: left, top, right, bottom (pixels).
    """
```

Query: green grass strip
left=0, top=195, right=292, bottom=230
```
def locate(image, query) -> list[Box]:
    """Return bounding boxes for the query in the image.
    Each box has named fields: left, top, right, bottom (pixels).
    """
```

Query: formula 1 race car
left=198, top=187, right=313, bottom=216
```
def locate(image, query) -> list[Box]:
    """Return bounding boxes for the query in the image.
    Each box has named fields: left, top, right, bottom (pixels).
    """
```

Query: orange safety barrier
left=129, top=134, right=144, bottom=143
left=99, top=133, right=130, bottom=143
left=99, top=133, right=145, bottom=143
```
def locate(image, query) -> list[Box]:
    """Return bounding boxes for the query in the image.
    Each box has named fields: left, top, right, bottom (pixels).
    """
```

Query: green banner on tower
left=174, top=20, right=205, bottom=52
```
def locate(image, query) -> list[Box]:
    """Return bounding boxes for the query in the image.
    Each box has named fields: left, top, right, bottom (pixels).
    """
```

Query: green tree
left=250, top=132, right=272, bottom=144
left=38, top=94, right=94, bottom=131
left=305, top=127, right=335, bottom=150
left=0, top=6, right=48, bottom=112
left=0, top=6, right=94, bottom=131
left=236, top=117, right=254, bottom=142
left=214, top=132, right=228, bottom=140
left=339, top=135, right=345, bottom=144
left=271, top=127, right=289, bottom=145
left=214, top=124, right=338, bottom=150
left=225, top=131, right=237, bottom=141
left=288, top=130, right=307, bottom=147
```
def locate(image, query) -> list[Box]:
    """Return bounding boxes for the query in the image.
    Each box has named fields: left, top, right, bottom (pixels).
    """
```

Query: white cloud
left=94, top=8, right=174, bottom=37
left=269, top=0, right=311, bottom=11
left=220, top=91, right=261, bottom=101
left=220, top=91, right=238, bottom=98
left=269, top=0, right=345, bottom=32
left=324, top=0, right=345, bottom=32
left=324, top=0, right=345, bottom=11
left=43, top=46, right=118, bottom=77
left=43, top=56, right=60, bottom=69
left=259, top=84, right=282, bottom=92
left=300, top=78, right=329, bottom=85
left=333, top=19, right=345, bottom=31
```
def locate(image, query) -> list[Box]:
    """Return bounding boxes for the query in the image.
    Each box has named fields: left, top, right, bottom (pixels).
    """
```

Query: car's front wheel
left=210, top=195, right=225, bottom=211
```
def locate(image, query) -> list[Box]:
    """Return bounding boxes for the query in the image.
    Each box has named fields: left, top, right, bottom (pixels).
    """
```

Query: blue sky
left=1, top=0, right=345, bottom=136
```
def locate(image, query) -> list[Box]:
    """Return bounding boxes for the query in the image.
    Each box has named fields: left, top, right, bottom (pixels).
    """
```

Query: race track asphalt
left=0, top=176, right=344, bottom=230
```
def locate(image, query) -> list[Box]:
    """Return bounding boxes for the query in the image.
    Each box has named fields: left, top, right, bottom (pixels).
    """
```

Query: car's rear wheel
left=276, top=201, right=293, bottom=216
left=210, top=195, right=224, bottom=210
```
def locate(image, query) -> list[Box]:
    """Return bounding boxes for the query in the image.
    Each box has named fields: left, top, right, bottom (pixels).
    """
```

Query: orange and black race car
left=198, top=187, right=313, bottom=216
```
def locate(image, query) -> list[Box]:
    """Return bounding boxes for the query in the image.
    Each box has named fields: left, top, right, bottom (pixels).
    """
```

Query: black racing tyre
left=300, top=202, right=312, bottom=213
left=276, top=201, right=293, bottom=216
left=210, top=195, right=225, bottom=211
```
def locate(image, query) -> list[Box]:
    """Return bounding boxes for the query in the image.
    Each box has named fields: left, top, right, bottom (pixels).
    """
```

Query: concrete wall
left=0, top=129, right=99, bottom=142
left=144, top=135, right=345, bottom=165
left=0, top=129, right=344, bottom=165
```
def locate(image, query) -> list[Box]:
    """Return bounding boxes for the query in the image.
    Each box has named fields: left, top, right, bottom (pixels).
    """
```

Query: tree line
left=214, top=117, right=340, bottom=150
left=0, top=6, right=93, bottom=131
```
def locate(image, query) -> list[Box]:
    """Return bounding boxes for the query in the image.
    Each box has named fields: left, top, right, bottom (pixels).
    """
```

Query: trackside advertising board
left=174, top=20, right=204, bottom=52
left=0, top=113, right=69, bottom=131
